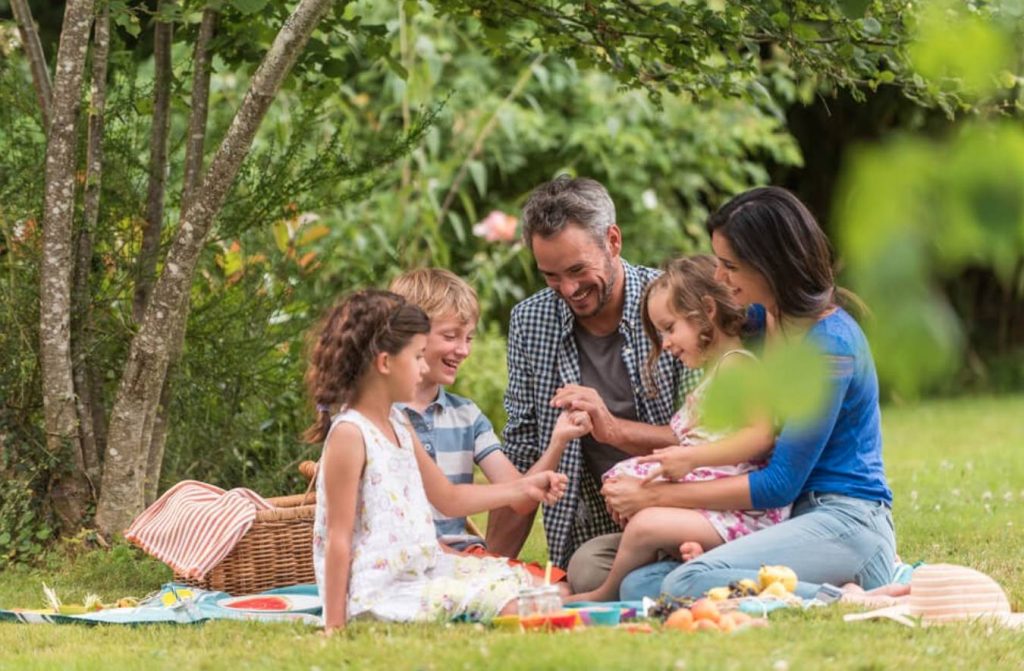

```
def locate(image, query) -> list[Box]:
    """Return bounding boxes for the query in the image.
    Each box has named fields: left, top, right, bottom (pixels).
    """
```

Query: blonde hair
left=388, top=268, right=479, bottom=325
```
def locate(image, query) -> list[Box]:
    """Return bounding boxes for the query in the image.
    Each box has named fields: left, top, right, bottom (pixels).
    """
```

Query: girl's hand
left=552, top=410, right=593, bottom=444
left=520, top=471, right=568, bottom=506
left=635, top=445, right=696, bottom=483
left=601, top=476, right=655, bottom=519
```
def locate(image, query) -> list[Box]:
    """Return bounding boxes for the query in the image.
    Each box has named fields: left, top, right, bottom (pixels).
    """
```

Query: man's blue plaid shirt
left=501, top=259, right=701, bottom=567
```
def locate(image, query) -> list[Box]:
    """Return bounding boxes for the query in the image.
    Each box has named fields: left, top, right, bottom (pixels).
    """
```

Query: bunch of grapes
left=645, top=594, right=696, bottom=620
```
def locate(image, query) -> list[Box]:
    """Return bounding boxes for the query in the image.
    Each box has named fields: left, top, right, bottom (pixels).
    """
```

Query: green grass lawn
left=2, top=395, right=1023, bottom=670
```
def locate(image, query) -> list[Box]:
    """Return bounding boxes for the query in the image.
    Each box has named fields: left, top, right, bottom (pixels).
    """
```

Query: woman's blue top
left=747, top=307, right=893, bottom=509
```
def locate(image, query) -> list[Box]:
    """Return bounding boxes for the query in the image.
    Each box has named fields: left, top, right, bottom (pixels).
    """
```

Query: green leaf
left=272, top=221, right=290, bottom=253
left=839, top=0, right=872, bottom=17
left=771, top=12, right=790, bottom=29
left=468, top=160, right=487, bottom=197
left=861, top=17, right=882, bottom=36
left=385, top=55, right=409, bottom=80
left=232, top=0, right=269, bottom=15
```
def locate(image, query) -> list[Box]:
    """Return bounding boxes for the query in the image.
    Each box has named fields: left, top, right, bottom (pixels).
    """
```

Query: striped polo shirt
left=397, top=388, right=502, bottom=549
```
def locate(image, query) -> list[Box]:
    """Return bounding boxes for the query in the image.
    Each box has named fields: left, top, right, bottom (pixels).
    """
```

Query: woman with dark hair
left=602, top=186, right=897, bottom=601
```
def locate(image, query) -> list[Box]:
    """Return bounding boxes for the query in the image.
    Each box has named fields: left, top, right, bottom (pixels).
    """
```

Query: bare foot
left=839, top=582, right=910, bottom=607
left=680, top=541, right=704, bottom=562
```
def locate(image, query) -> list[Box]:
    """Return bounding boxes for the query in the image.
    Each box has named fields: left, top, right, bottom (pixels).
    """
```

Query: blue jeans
left=619, top=492, right=896, bottom=601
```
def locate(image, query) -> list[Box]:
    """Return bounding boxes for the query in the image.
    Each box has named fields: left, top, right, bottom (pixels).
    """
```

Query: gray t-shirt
left=573, top=324, right=638, bottom=483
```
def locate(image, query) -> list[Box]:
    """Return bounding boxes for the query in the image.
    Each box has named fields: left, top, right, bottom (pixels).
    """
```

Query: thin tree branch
left=72, top=4, right=111, bottom=493
left=438, top=54, right=544, bottom=226
left=181, top=8, right=217, bottom=212
left=133, top=0, right=176, bottom=323
left=10, top=0, right=53, bottom=130
left=146, top=7, right=218, bottom=504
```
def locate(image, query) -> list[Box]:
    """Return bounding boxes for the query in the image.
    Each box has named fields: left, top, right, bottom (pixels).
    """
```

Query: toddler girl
left=568, top=256, right=790, bottom=603
left=305, top=289, right=569, bottom=632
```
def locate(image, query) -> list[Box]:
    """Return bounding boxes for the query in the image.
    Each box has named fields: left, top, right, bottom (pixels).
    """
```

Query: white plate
left=217, top=594, right=321, bottom=613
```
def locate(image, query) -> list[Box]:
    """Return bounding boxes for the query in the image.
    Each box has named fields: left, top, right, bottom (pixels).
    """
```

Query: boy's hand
left=552, top=410, right=593, bottom=444
left=520, top=471, right=568, bottom=506
left=636, top=445, right=696, bottom=483
left=550, top=385, right=619, bottom=445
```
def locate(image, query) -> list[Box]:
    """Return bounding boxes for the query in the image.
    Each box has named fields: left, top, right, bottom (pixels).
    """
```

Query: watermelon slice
left=221, top=596, right=290, bottom=611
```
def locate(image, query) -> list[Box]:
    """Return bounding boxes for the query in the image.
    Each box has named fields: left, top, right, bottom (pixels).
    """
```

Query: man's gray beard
left=570, top=255, right=617, bottom=320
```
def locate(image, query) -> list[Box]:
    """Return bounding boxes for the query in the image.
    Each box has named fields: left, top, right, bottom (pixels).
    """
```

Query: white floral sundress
left=602, top=349, right=791, bottom=541
left=312, top=407, right=532, bottom=622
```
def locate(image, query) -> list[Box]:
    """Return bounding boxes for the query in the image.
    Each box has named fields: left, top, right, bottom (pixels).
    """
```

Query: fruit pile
left=650, top=565, right=799, bottom=633
left=663, top=598, right=764, bottom=633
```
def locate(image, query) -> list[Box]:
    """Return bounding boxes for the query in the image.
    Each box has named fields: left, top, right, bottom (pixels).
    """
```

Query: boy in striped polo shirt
left=390, top=269, right=588, bottom=560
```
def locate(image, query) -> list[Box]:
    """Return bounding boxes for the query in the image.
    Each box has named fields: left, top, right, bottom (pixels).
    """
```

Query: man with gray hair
left=486, top=175, right=698, bottom=591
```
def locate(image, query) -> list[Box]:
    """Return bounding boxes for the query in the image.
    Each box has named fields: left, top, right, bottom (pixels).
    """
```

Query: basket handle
left=299, top=460, right=318, bottom=481
left=298, top=460, right=318, bottom=501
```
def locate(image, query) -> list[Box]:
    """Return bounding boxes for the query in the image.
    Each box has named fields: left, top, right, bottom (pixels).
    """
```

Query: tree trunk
left=71, top=5, right=111, bottom=491
left=95, top=0, right=335, bottom=537
left=10, top=0, right=53, bottom=131
left=38, top=0, right=95, bottom=531
left=132, top=0, right=175, bottom=323
left=144, top=9, right=217, bottom=505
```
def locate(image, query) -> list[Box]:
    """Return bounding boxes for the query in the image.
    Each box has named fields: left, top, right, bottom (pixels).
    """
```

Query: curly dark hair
left=640, top=255, right=746, bottom=396
left=303, top=289, right=430, bottom=443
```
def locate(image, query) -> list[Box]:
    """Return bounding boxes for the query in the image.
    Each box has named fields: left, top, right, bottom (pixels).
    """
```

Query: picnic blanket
left=125, top=480, right=273, bottom=580
left=0, top=583, right=321, bottom=626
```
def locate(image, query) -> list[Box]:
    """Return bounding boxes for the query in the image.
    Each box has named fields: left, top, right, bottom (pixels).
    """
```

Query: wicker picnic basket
left=173, top=461, right=319, bottom=595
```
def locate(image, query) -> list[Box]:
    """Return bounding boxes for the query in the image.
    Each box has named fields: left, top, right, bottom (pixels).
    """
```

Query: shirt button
left=424, top=443, right=433, bottom=453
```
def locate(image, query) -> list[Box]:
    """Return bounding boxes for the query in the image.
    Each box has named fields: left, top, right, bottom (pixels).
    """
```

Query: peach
left=664, top=608, right=695, bottom=632
left=690, top=598, right=721, bottom=623
left=693, top=618, right=721, bottom=632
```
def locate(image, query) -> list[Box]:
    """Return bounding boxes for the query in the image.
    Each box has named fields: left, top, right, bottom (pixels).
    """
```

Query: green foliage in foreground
left=1, top=394, right=1022, bottom=669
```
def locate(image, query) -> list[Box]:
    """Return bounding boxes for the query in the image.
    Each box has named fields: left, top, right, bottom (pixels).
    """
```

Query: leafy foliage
left=837, top=2, right=1024, bottom=397
left=435, top=0, right=965, bottom=114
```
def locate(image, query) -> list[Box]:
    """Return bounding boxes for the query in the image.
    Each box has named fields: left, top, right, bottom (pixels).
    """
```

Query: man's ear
left=606, top=224, right=623, bottom=258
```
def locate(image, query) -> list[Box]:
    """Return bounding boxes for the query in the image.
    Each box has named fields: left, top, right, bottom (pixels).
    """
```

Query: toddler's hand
left=552, top=410, right=593, bottom=444
left=521, top=470, right=568, bottom=506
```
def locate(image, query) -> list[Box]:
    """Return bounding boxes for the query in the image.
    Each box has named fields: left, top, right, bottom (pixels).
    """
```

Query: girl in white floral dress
left=304, top=290, right=568, bottom=632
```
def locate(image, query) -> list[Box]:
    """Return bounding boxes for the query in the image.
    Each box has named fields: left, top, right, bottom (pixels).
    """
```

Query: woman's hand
left=551, top=410, right=593, bottom=445
left=520, top=470, right=568, bottom=506
left=601, top=476, right=656, bottom=519
left=635, top=444, right=697, bottom=483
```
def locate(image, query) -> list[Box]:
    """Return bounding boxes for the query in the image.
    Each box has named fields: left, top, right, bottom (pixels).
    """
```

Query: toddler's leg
left=566, top=508, right=722, bottom=603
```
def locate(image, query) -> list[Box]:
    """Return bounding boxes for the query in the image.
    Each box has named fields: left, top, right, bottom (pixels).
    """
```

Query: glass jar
left=535, top=585, right=561, bottom=614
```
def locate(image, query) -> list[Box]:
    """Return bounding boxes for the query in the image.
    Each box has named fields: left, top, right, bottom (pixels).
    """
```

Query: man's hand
left=601, top=475, right=656, bottom=519
left=520, top=470, right=568, bottom=506
left=550, top=385, right=619, bottom=445
left=635, top=444, right=697, bottom=483
left=551, top=410, right=593, bottom=445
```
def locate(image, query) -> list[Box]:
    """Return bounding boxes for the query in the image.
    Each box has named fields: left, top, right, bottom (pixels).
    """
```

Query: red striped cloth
left=125, top=480, right=273, bottom=580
